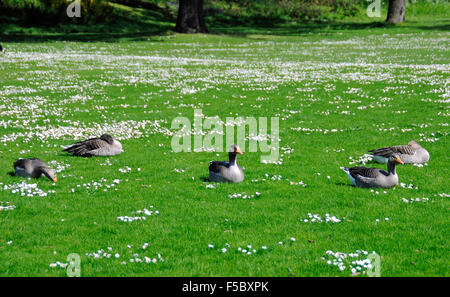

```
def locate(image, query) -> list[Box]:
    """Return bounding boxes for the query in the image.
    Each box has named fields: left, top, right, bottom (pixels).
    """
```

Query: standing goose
left=340, top=154, right=403, bottom=188
left=63, top=134, right=122, bottom=157
left=209, top=144, right=244, bottom=183
left=369, top=140, right=429, bottom=164
left=13, top=158, right=57, bottom=182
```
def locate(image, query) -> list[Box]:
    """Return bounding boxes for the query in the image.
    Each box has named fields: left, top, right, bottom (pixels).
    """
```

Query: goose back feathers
left=369, top=141, right=429, bottom=164
left=14, top=158, right=57, bottom=182
left=63, top=134, right=122, bottom=157
left=341, top=155, right=403, bottom=188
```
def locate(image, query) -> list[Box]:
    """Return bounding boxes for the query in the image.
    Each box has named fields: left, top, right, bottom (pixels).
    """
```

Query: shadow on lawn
left=1, top=11, right=448, bottom=43
left=208, top=18, right=450, bottom=38
left=0, top=30, right=174, bottom=43
left=0, top=0, right=175, bottom=42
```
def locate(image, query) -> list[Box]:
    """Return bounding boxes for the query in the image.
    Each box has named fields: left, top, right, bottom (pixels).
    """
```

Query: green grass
left=0, top=18, right=449, bottom=276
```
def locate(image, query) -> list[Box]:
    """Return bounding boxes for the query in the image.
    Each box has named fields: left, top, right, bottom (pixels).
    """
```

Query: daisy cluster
left=412, top=163, right=428, bottom=168
left=289, top=180, right=307, bottom=187
left=300, top=213, right=342, bottom=223
left=0, top=202, right=16, bottom=211
left=49, top=261, right=68, bottom=268
left=0, top=181, right=54, bottom=197
left=291, top=126, right=343, bottom=135
left=370, top=189, right=388, bottom=195
left=418, top=132, right=441, bottom=143
left=71, top=178, right=120, bottom=193
left=0, top=119, right=172, bottom=145
left=85, top=244, right=164, bottom=265
left=228, top=192, right=261, bottom=199
left=375, top=217, right=390, bottom=223
left=399, top=183, right=418, bottom=190
left=208, top=237, right=296, bottom=256
left=99, top=158, right=113, bottom=166
left=322, top=250, right=377, bottom=275
left=348, top=154, right=373, bottom=165
left=280, top=145, right=294, bottom=156
left=261, top=158, right=283, bottom=165
left=401, top=197, right=429, bottom=203
left=266, top=174, right=282, bottom=181
left=117, top=205, right=159, bottom=222
left=118, top=166, right=132, bottom=173
left=47, top=160, right=70, bottom=173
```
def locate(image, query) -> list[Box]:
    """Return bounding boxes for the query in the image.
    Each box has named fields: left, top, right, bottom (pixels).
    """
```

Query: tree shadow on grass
left=209, top=21, right=386, bottom=37
left=0, top=1, right=176, bottom=43
left=417, top=23, right=450, bottom=31
left=1, top=8, right=448, bottom=43
left=0, top=23, right=174, bottom=43
left=207, top=17, right=450, bottom=38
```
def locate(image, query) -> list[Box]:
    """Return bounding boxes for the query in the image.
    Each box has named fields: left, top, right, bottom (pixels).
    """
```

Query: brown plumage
left=63, top=134, right=122, bottom=157
left=369, top=140, right=430, bottom=164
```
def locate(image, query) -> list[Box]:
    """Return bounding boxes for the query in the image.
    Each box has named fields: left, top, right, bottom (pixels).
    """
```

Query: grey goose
left=340, top=154, right=403, bottom=188
left=13, top=158, right=57, bottom=182
left=369, top=140, right=429, bottom=164
left=209, top=144, right=244, bottom=183
left=63, top=134, right=122, bottom=157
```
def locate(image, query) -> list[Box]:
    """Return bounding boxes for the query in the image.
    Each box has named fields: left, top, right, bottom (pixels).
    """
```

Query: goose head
left=408, top=140, right=421, bottom=149
left=42, top=168, right=57, bottom=182
left=228, top=144, right=243, bottom=155
left=100, top=134, right=114, bottom=145
left=228, top=144, right=243, bottom=163
left=388, top=154, right=404, bottom=165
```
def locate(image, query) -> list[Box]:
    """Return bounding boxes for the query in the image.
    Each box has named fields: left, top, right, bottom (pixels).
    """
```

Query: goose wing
left=63, top=137, right=107, bottom=157
left=14, top=158, right=45, bottom=168
left=209, top=161, right=229, bottom=173
left=369, top=145, right=415, bottom=157
left=347, top=166, right=381, bottom=179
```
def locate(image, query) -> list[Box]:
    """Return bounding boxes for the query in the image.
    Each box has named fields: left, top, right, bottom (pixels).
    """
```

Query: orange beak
left=236, top=147, right=243, bottom=155
left=396, top=157, right=404, bottom=164
left=53, top=177, right=58, bottom=182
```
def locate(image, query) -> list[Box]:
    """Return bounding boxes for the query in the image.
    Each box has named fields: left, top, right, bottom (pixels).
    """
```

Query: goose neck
left=387, top=161, right=396, bottom=175
left=228, top=152, right=237, bottom=165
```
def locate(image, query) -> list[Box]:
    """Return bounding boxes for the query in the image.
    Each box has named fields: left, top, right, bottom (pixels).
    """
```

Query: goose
left=340, top=154, right=403, bottom=188
left=63, top=134, right=122, bottom=157
left=369, top=140, right=429, bottom=164
left=209, top=144, right=244, bottom=183
left=13, top=158, right=57, bottom=182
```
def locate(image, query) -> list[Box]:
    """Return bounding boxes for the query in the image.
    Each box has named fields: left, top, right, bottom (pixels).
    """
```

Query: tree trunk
left=386, top=0, right=406, bottom=24
left=175, top=0, right=208, bottom=33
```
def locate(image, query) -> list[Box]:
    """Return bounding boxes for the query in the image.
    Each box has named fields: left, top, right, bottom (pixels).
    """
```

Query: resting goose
left=13, top=158, right=57, bottom=182
left=369, top=140, right=429, bottom=164
left=209, top=144, right=244, bottom=183
left=340, top=154, right=403, bottom=188
left=63, top=134, right=122, bottom=157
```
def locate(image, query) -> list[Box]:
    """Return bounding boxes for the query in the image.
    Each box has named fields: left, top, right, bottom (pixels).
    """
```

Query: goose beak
left=236, top=147, right=243, bottom=155
left=53, top=177, right=58, bottom=182
left=396, top=157, right=403, bottom=164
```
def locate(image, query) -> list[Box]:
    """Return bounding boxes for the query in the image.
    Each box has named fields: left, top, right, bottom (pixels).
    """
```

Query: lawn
left=0, top=19, right=449, bottom=277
